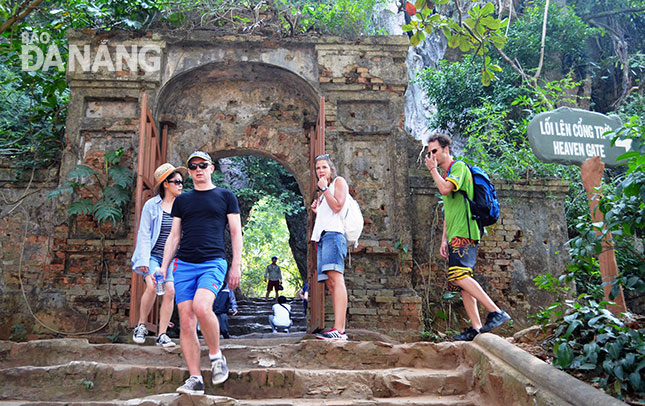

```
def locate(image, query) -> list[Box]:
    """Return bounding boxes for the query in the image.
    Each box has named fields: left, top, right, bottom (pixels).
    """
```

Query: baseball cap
left=186, top=151, right=213, bottom=165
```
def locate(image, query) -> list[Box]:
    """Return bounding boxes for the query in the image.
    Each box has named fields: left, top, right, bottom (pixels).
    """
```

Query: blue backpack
left=448, top=161, right=500, bottom=236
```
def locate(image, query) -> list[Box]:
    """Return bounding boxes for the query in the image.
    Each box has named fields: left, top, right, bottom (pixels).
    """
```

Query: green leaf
left=104, top=148, right=124, bottom=166
left=103, top=185, right=130, bottom=206
left=606, top=342, right=623, bottom=360
left=447, top=33, right=459, bottom=48
left=481, top=2, right=495, bottom=16
left=93, top=201, right=122, bottom=225
left=48, top=185, right=74, bottom=199
left=620, top=353, right=635, bottom=370
left=481, top=69, right=491, bottom=86
left=603, top=359, right=614, bottom=374
left=68, top=200, right=94, bottom=216
left=67, top=165, right=95, bottom=180
left=109, top=165, right=134, bottom=188
left=458, top=36, right=472, bottom=52
left=481, top=16, right=500, bottom=29
left=556, top=342, right=574, bottom=368
left=410, top=33, right=420, bottom=46
left=563, top=319, right=582, bottom=338
left=629, top=372, right=641, bottom=391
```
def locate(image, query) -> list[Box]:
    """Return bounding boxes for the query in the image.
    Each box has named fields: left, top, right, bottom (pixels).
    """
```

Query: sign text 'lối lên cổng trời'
left=527, top=107, right=632, bottom=168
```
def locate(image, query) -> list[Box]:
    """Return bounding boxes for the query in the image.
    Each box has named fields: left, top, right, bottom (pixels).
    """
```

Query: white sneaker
left=315, top=328, right=348, bottom=341
left=176, top=376, right=204, bottom=395
left=132, top=323, right=147, bottom=344
left=211, top=355, right=229, bottom=385
left=156, top=333, right=176, bottom=348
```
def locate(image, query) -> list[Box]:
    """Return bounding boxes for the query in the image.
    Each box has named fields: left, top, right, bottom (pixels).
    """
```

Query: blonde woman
left=310, top=154, right=348, bottom=341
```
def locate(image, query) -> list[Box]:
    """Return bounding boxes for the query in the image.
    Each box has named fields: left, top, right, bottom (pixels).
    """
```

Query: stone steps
left=0, top=363, right=473, bottom=401
left=1, top=339, right=463, bottom=370
left=0, top=394, right=478, bottom=406
left=0, top=335, right=625, bottom=406
left=228, top=297, right=306, bottom=336
left=0, top=338, right=478, bottom=405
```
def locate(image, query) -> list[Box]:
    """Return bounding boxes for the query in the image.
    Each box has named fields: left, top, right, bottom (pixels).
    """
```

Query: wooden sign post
left=527, top=107, right=631, bottom=315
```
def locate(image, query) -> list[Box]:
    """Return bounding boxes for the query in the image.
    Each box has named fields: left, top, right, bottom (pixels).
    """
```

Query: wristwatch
left=320, top=186, right=328, bottom=192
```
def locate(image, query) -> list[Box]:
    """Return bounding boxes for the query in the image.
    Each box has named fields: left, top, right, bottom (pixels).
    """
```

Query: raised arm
left=322, top=177, right=348, bottom=213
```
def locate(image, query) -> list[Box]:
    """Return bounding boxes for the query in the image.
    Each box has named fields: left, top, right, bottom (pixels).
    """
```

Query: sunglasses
left=427, top=148, right=439, bottom=156
left=187, top=162, right=210, bottom=170
left=167, top=179, right=183, bottom=186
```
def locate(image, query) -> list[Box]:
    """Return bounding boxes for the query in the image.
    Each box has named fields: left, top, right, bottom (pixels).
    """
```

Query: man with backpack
left=425, top=133, right=511, bottom=341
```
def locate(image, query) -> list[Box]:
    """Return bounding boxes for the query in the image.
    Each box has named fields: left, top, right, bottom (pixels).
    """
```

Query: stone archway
left=155, top=61, right=320, bottom=204
left=39, top=31, right=430, bottom=341
left=154, top=61, right=320, bottom=328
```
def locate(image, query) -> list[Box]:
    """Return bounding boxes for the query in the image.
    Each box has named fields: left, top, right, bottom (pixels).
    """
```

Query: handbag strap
left=279, top=303, right=291, bottom=317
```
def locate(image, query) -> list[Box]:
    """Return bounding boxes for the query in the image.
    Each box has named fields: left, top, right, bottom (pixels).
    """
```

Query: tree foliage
left=240, top=195, right=302, bottom=297
left=403, top=0, right=507, bottom=85
left=212, top=155, right=304, bottom=224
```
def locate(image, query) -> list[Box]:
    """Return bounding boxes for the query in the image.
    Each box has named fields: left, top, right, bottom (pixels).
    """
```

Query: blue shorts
left=172, top=258, right=227, bottom=304
left=316, top=231, right=347, bottom=282
left=142, top=255, right=174, bottom=282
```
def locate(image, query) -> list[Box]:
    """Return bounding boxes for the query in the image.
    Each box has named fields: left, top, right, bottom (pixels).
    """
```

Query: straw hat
left=153, top=163, right=188, bottom=195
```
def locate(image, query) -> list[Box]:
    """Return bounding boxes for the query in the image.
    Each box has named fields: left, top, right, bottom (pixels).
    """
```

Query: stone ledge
left=468, top=333, right=624, bottom=406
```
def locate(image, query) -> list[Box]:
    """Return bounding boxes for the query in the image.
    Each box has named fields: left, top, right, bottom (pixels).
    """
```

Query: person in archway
left=159, top=151, right=243, bottom=395
left=311, top=153, right=349, bottom=341
left=131, top=163, right=186, bottom=348
left=425, top=133, right=510, bottom=341
left=269, top=295, right=292, bottom=333
left=264, top=256, right=282, bottom=300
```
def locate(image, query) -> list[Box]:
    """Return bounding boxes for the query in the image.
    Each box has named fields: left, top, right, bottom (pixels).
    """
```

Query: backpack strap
left=448, top=160, right=473, bottom=240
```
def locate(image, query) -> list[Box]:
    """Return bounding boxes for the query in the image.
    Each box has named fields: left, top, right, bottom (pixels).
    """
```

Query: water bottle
left=154, top=268, right=165, bottom=296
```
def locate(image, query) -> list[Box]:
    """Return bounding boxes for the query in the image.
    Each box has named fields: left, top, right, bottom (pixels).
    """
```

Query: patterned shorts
left=447, top=237, right=478, bottom=282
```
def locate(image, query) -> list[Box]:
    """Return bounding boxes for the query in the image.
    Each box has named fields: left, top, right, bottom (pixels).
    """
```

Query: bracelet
left=320, top=186, right=328, bottom=192
left=430, top=166, right=438, bottom=171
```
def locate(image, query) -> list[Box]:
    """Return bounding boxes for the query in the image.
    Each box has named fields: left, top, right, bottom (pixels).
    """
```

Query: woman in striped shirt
left=131, top=163, right=187, bottom=347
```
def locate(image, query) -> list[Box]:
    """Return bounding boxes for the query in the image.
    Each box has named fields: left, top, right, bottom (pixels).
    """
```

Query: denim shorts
left=316, top=231, right=347, bottom=282
left=173, top=257, right=227, bottom=304
left=142, top=255, right=174, bottom=282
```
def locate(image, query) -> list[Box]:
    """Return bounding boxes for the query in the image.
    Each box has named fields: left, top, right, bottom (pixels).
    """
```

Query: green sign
left=527, top=107, right=631, bottom=168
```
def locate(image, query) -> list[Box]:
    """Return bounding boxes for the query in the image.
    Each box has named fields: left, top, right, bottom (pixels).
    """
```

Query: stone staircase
left=228, top=297, right=307, bottom=337
left=0, top=338, right=480, bottom=405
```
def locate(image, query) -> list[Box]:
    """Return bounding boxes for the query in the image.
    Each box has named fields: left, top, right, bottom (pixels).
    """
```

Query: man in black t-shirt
left=160, top=151, right=242, bottom=395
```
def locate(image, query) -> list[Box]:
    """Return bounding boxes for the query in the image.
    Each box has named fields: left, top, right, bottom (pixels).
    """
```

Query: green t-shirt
left=442, top=161, right=481, bottom=242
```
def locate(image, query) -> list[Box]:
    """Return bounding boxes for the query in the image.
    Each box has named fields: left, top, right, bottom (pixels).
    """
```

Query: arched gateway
left=62, top=30, right=422, bottom=339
